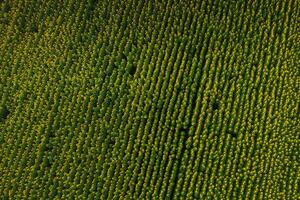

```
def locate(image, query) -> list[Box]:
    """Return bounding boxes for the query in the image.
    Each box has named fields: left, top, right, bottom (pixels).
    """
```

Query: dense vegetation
left=0, top=0, right=299, bottom=199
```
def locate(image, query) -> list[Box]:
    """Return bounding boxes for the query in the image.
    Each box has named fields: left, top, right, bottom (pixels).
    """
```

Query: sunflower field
left=0, top=0, right=299, bottom=199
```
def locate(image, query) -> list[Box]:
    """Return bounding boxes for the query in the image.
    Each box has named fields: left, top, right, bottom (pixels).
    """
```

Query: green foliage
left=0, top=0, right=299, bottom=199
